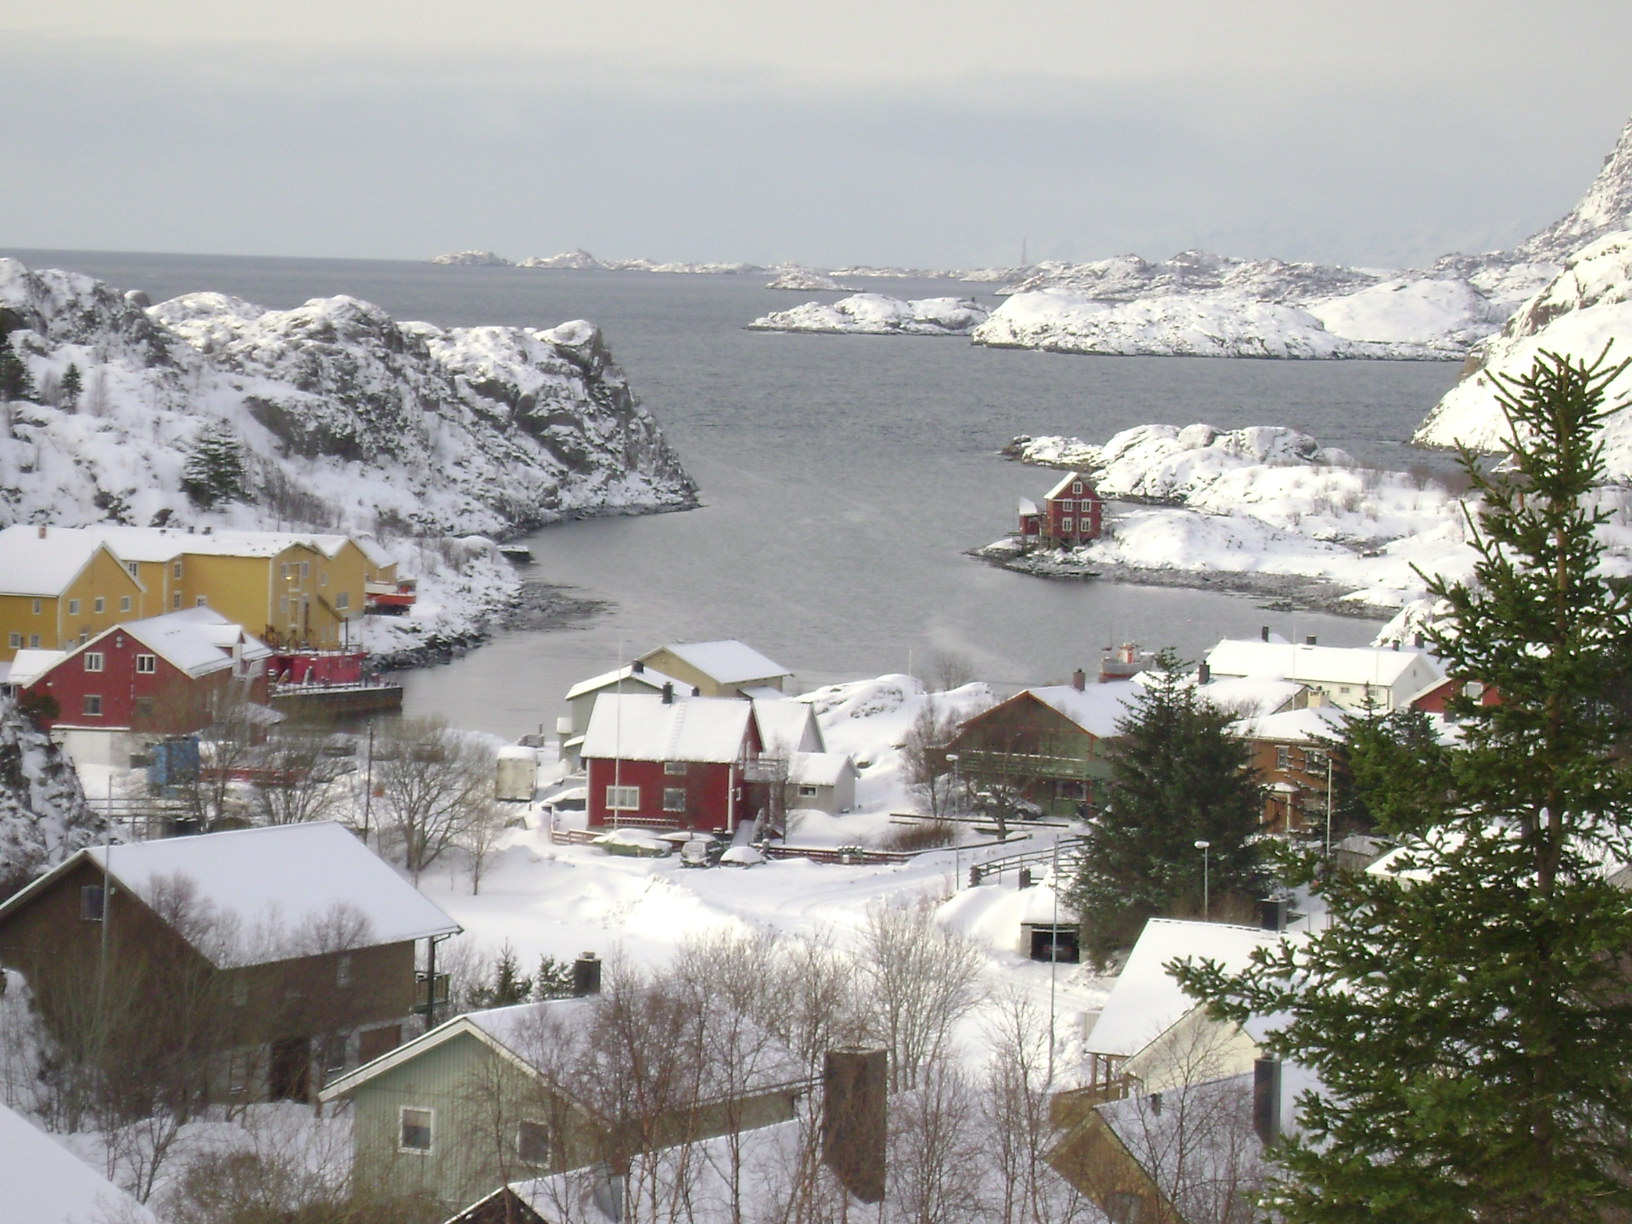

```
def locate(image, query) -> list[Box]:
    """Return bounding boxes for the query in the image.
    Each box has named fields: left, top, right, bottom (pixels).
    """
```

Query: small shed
left=495, top=745, right=540, bottom=802
left=1018, top=877, right=1081, bottom=963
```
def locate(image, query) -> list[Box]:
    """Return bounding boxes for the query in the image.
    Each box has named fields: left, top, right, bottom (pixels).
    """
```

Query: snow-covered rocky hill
left=1412, top=231, right=1632, bottom=473
left=747, top=293, right=990, bottom=336
left=0, top=696, right=105, bottom=897
left=0, top=258, right=696, bottom=538
left=973, top=117, right=1632, bottom=360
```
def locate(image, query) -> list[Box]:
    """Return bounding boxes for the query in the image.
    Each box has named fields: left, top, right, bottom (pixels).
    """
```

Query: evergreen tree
left=470, top=942, right=533, bottom=1009
left=1068, top=649, right=1264, bottom=967
left=1179, top=349, right=1632, bottom=1222
left=0, top=329, right=35, bottom=403
left=61, top=362, right=82, bottom=412
left=179, top=420, right=248, bottom=508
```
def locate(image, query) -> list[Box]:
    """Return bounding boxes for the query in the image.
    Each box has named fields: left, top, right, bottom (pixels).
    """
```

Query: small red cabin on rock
left=1019, top=471, right=1104, bottom=548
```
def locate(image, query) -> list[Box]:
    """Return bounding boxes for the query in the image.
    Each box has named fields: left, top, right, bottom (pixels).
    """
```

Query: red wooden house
left=16, top=606, right=272, bottom=765
left=1019, top=471, right=1104, bottom=548
left=579, top=688, right=765, bottom=832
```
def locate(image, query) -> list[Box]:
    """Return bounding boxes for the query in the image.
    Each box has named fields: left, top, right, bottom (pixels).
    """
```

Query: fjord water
left=11, top=250, right=1460, bottom=739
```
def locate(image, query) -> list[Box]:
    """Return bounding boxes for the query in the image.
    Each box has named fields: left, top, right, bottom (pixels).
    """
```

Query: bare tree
left=889, top=1061, right=988, bottom=1224
left=902, top=698, right=963, bottom=819
left=859, top=899, right=986, bottom=1090
left=249, top=728, right=349, bottom=826
left=456, top=799, right=511, bottom=895
left=373, top=718, right=492, bottom=883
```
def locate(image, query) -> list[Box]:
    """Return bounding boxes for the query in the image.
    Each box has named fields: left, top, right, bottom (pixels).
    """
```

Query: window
left=172, top=593, right=182, bottom=609
left=517, top=1120, right=551, bottom=1166
left=83, top=695, right=102, bottom=717
left=126, top=562, right=139, bottom=579
left=196, top=596, right=208, bottom=607
left=279, top=596, right=288, bottom=613
left=797, top=784, right=818, bottom=798
left=280, top=563, right=289, bottom=579
left=321, top=1035, right=348, bottom=1077
left=227, top=1049, right=251, bottom=1096
left=400, top=1107, right=434, bottom=1153
left=134, top=697, right=155, bottom=719
left=136, top=654, right=156, bottom=674
left=663, top=761, right=688, bottom=775
left=83, top=652, right=104, bottom=673
left=335, top=591, right=349, bottom=610
left=336, top=954, right=353, bottom=989
left=27, top=635, right=38, bottom=649
left=301, top=562, right=310, bottom=578
left=1275, top=745, right=1291, bottom=770
left=663, top=788, right=686, bottom=812
left=67, top=598, right=80, bottom=615
left=31, top=598, right=40, bottom=615
left=119, top=596, right=131, bottom=612
left=320, top=572, right=328, bottom=586
left=80, top=885, right=105, bottom=921
left=93, top=597, right=105, bottom=614
left=1072, top=481, right=1083, bottom=494
left=1061, top=517, right=1074, bottom=533
left=173, top=562, right=182, bottom=579
left=6, top=633, right=18, bottom=649
left=605, top=785, right=639, bottom=811
left=231, top=976, right=249, bottom=1007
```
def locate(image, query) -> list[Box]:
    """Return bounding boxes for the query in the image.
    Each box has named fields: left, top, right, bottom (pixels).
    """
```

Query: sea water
left=5, top=249, right=1460, bottom=738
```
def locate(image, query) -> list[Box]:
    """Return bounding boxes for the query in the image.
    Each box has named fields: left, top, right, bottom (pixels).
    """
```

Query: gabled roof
left=1234, top=705, right=1349, bottom=745
left=1087, top=918, right=1284, bottom=1060
left=581, top=693, right=756, bottom=764
left=1020, top=680, right=1142, bottom=738
left=0, top=1100, right=156, bottom=1224
left=4, top=649, right=67, bottom=688
left=786, top=751, right=857, bottom=787
left=643, top=640, right=790, bottom=686
left=753, top=698, right=824, bottom=753
left=1204, top=639, right=1439, bottom=689
left=1044, top=470, right=1096, bottom=500
left=89, top=606, right=272, bottom=679
left=0, top=525, right=134, bottom=598
left=79, top=525, right=330, bottom=562
left=1195, top=676, right=1305, bottom=719
left=564, top=663, right=679, bottom=703
left=0, top=823, right=459, bottom=968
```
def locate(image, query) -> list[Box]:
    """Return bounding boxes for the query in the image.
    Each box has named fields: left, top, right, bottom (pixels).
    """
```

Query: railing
left=973, top=837, right=1086, bottom=884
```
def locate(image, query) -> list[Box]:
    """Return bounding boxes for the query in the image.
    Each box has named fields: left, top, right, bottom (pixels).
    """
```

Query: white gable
left=650, top=640, right=790, bottom=685
left=78, top=823, right=458, bottom=967
left=582, top=693, right=755, bottom=764
left=753, top=698, right=824, bottom=753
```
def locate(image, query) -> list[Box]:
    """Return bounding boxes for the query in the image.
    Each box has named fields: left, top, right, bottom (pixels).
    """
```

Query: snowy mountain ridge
left=0, top=258, right=697, bottom=538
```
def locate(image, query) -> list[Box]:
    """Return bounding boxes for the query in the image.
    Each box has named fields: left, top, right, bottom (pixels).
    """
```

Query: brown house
left=1233, top=706, right=1348, bottom=836
left=0, top=822, right=459, bottom=1104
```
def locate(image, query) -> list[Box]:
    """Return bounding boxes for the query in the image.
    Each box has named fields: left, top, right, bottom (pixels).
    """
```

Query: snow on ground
left=747, top=293, right=990, bottom=336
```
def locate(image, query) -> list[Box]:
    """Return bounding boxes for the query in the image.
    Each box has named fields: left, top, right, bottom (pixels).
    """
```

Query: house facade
left=1234, top=706, right=1348, bottom=836
left=1019, top=471, right=1105, bottom=548
left=580, top=691, right=766, bottom=831
left=0, top=823, right=459, bottom=1105
left=18, top=606, right=273, bottom=766
left=635, top=640, right=792, bottom=698
left=0, top=526, right=148, bottom=662
left=1203, top=636, right=1443, bottom=714
left=942, top=679, right=1140, bottom=820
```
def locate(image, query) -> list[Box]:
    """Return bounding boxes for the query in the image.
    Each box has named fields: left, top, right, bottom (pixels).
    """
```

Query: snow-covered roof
left=1018, top=496, right=1039, bottom=516
left=645, top=640, right=790, bottom=685
left=1, top=823, right=460, bottom=968
left=0, top=525, right=125, bottom=597
left=79, top=524, right=332, bottom=561
left=92, top=606, right=272, bottom=679
left=564, top=663, right=679, bottom=702
left=1024, top=680, right=1142, bottom=738
left=1087, top=918, right=1284, bottom=1059
left=4, top=649, right=66, bottom=688
left=1195, top=676, right=1305, bottom=718
left=1204, top=638, right=1438, bottom=689
left=786, top=751, right=857, bottom=787
left=582, top=693, right=756, bottom=764
left=1045, top=470, right=1091, bottom=500
left=1017, top=880, right=1080, bottom=925
left=1234, top=705, right=1349, bottom=745
left=0, top=1101, right=156, bottom=1224
left=753, top=698, right=823, bottom=753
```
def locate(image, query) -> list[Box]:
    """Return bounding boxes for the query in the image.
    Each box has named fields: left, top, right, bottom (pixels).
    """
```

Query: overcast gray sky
left=4, top=1, right=1630, bottom=270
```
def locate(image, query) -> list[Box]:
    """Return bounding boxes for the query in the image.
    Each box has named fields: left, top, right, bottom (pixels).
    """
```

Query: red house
left=15, top=606, right=272, bottom=766
left=1019, top=471, right=1104, bottom=548
left=579, top=688, right=766, bottom=832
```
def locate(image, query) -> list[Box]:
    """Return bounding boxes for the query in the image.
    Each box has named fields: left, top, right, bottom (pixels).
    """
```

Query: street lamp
left=1195, top=839, right=1212, bottom=921
left=945, top=753, right=961, bottom=886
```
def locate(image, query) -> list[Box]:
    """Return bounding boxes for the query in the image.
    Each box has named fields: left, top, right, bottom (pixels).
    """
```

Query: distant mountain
left=0, top=258, right=696, bottom=538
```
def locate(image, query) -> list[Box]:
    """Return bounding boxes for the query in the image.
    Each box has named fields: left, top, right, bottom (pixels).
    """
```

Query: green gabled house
left=321, top=988, right=808, bottom=1212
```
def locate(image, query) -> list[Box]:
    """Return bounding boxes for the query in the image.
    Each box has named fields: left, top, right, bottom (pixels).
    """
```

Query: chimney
left=1260, top=625, right=1269, bottom=642
left=1304, top=636, right=1317, bottom=647
left=1260, top=896, right=1289, bottom=932
left=1197, top=661, right=1210, bottom=685
left=692, top=686, right=702, bottom=697
left=36, top=525, right=46, bottom=540
left=1071, top=668, right=1086, bottom=691
left=1149, top=1092, right=1163, bottom=1117
left=661, top=682, right=674, bottom=705
left=1253, top=1057, right=1282, bottom=1144
left=572, top=952, right=602, bottom=997
left=631, top=659, right=644, bottom=673
left=823, top=1047, right=887, bottom=1204
left=1414, top=633, right=1425, bottom=649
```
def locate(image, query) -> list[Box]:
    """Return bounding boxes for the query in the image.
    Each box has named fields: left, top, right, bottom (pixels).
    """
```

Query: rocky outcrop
left=748, top=293, right=989, bottom=336
left=0, top=696, right=106, bottom=897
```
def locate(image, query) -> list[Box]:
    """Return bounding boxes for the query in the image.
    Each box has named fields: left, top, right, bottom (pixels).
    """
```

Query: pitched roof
left=1022, top=680, right=1142, bottom=738
left=4, top=649, right=67, bottom=688
left=0, top=1100, right=156, bottom=1224
left=581, top=693, right=756, bottom=764
left=753, top=698, right=823, bottom=753
left=0, top=525, right=128, bottom=597
left=96, top=606, right=272, bottom=679
left=0, top=823, right=459, bottom=968
left=645, top=640, right=790, bottom=685
left=1045, top=470, right=1094, bottom=500
left=563, top=663, right=679, bottom=703
left=1087, top=919, right=1283, bottom=1060
left=1203, top=639, right=1439, bottom=689
left=786, top=751, right=857, bottom=787
left=1234, top=705, right=1349, bottom=745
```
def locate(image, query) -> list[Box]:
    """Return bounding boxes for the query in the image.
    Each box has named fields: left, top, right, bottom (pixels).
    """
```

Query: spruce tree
left=0, top=329, right=35, bottom=403
left=179, top=420, right=248, bottom=508
left=1068, top=649, right=1264, bottom=967
left=61, top=362, right=82, bottom=412
left=1178, top=349, right=1632, bottom=1222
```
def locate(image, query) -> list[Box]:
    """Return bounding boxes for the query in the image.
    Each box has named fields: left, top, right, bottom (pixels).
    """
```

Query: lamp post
left=945, top=753, right=960, bottom=886
left=1195, top=839, right=1212, bottom=921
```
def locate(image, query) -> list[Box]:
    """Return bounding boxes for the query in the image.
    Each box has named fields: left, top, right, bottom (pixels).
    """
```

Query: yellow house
left=0, top=526, right=148, bottom=662
left=81, top=527, right=371, bottom=652
left=635, top=640, right=792, bottom=699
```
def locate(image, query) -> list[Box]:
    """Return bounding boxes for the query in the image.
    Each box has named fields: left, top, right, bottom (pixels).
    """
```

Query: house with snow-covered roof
left=558, top=660, right=684, bottom=769
left=1018, top=470, right=1104, bottom=548
left=1231, top=704, right=1349, bottom=835
left=321, top=985, right=805, bottom=1212
left=0, top=1098, right=157, bottom=1224
left=1203, top=635, right=1442, bottom=713
left=580, top=689, right=768, bottom=831
left=0, top=524, right=149, bottom=662
left=636, top=639, right=792, bottom=698
left=939, top=677, right=1142, bottom=820
left=0, top=821, right=460, bottom=1105
left=16, top=605, right=274, bottom=767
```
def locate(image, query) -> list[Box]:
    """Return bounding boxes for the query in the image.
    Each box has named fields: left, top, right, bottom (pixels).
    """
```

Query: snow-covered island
left=983, top=422, right=1632, bottom=621
left=427, top=250, right=513, bottom=266
left=747, top=293, right=990, bottom=336
left=765, top=269, right=861, bottom=292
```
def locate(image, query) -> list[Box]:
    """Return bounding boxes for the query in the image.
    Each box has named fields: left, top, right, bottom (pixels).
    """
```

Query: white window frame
left=336, top=591, right=349, bottom=609
left=663, top=760, right=688, bottom=775
left=172, top=593, right=182, bottom=609
left=83, top=652, right=104, bottom=673
left=27, top=635, right=38, bottom=649
left=67, top=598, right=80, bottom=615
left=119, top=595, right=131, bottom=612
left=1275, top=745, right=1291, bottom=771
left=399, top=1106, right=435, bottom=1154
left=196, top=596, right=208, bottom=607
left=126, top=562, right=139, bottom=579
left=1061, top=517, right=1074, bottom=533
left=31, top=598, right=40, bottom=615
left=135, top=653, right=156, bottom=674
left=80, top=884, right=105, bottom=921
left=605, top=785, right=640, bottom=811
left=6, top=633, right=18, bottom=649
left=93, top=597, right=105, bottom=614
left=172, top=561, right=183, bottom=579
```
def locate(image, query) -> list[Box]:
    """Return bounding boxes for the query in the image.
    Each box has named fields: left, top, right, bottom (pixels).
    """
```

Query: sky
left=3, top=1, right=1631, bottom=271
